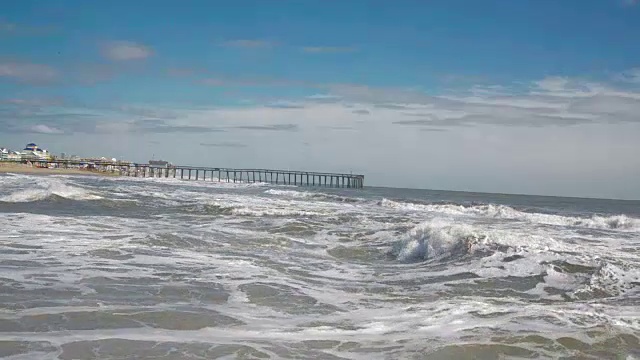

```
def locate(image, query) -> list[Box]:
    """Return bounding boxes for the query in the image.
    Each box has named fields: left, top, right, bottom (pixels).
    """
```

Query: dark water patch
left=86, top=249, right=135, bottom=260
left=128, top=308, right=244, bottom=329
left=503, top=254, right=524, bottom=262
left=383, top=272, right=481, bottom=287
left=544, top=260, right=597, bottom=274
left=327, top=245, right=386, bottom=262
left=267, top=222, right=317, bottom=237
left=0, top=259, right=46, bottom=267
left=491, top=334, right=560, bottom=353
left=301, top=340, right=342, bottom=350
left=264, top=342, right=353, bottom=360
left=207, top=344, right=271, bottom=359
left=240, top=282, right=343, bottom=315
left=0, top=340, right=56, bottom=358
left=102, top=234, right=133, bottom=240
left=178, top=203, right=234, bottom=216
left=442, top=275, right=545, bottom=299
left=135, top=232, right=214, bottom=250
left=0, top=248, right=31, bottom=255
left=423, top=343, right=540, bottom=359
left=0, top=286, right=86, bottom=310
left=326, top=229, right=385, bottom=244
left=83, top=276, right=163, bottom=286
left=60, top=339, right=269, bottom=360
left=25, top=273, right=59, bottom=279
left=469, top=310, right=517, bottom=319
left=11, top=311, right=143, bottom=332
left=84, top=281, right=230, bottom=305
left=0, top=197, right=150, bottom=219
left=0, top=242, right=43, bottom=250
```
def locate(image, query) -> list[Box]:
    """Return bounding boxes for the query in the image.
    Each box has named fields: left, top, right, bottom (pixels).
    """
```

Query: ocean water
left=0, top=172, right=639, bottom=359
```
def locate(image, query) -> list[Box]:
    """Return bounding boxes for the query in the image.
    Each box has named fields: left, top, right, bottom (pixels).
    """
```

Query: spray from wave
left=391, top=221, right=489, bottom=262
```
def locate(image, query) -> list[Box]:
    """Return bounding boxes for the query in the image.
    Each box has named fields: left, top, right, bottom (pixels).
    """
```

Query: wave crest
left=392, top=221, right=488, bottom=262
left=379, top=199, right=640, bottom=231
left=0, top=178, right=102, bottom=203
left=264, top=189, right=361, bottom=203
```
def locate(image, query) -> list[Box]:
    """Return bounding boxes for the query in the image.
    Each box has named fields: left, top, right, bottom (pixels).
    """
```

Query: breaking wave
left=391, top=221, right=489, bottom=262
left=379, top=199, right=640, bottom=231
left=264, top=189, right=362, bottom=203
left=0, top=178, right=102, bottom=203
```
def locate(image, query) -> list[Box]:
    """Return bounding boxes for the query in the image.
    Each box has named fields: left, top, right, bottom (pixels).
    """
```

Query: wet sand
left=0, top=163, right=119, bottom=177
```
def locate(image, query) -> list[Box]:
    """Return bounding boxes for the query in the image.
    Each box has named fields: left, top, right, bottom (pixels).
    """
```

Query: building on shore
left=0, top=147, right=25, bottom=162
left=21, top=143, right=52, bottom=161
left=2, top=141, right=130, bottom=166
left=6, top=151, right=23, bottom=161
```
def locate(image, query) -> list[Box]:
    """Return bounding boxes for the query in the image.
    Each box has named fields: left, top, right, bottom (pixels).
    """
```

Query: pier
left=9, top=160, right=365, bottom=189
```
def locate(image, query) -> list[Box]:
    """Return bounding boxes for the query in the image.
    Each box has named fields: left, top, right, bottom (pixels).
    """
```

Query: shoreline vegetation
left=0, top=162, right=119, bottom=177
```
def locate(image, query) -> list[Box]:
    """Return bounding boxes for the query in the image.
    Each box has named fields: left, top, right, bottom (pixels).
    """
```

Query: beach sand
left=0, top=163, right=119, bottom=177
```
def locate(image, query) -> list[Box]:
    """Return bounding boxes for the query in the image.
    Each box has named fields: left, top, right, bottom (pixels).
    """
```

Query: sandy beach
left=0, top=162, right=119, bottom=177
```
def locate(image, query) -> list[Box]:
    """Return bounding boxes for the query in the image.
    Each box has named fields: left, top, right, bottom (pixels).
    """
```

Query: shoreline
left=0, top=163, right=120, bottom=177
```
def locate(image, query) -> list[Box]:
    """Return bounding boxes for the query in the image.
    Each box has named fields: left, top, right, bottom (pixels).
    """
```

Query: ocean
left=0, top=172, right=638, bottom=359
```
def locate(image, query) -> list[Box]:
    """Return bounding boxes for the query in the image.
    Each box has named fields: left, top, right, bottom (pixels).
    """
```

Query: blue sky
left=1, top=0, right=640, bottom=199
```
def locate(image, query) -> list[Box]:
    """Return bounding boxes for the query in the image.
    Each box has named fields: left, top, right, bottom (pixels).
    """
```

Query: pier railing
left=6, top=160, right=365, bottom=189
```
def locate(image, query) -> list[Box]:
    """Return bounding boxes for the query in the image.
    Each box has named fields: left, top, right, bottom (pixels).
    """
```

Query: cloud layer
left=0, top=62, right=58, bottom=83
left=101, top=41, right=154, bottom=61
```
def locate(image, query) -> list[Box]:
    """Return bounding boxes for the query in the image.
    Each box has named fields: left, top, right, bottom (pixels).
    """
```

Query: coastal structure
left=149, top=160, right=171, bottom=168
left=0, top=142, right=364, bottom=188
left=124, top=163, right=364, bottom=188
left=21, top=143, right=52, bottom=161
left=0, top=143, right=124, bottom=165
left=4, top=158, right=365, bottom=188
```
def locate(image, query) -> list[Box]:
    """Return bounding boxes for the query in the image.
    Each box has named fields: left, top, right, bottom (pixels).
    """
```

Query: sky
left=1, top=0, right=640, bottom=200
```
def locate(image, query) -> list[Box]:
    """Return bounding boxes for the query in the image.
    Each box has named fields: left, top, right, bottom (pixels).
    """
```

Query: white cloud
left=101, top=41, right=153, bottom=61
left=1, top=98, right=62, bottom=106
left=3, top=71, right=640, bottom=199
left=30, top=124, right=63, bottom=134
left=0, top=62, right=58, bottom=83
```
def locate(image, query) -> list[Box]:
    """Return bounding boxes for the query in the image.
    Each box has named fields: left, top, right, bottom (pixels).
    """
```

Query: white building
left=21, top=143, right=51, bottom=160
left=0, top=148, right=8, bottom=160
left=6, top=151, right=22, bottom=161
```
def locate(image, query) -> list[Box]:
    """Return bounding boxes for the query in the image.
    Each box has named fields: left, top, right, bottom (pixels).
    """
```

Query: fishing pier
left=18, top=160, right=365, bottom=189
left=135, top=165, right=363, bottom=189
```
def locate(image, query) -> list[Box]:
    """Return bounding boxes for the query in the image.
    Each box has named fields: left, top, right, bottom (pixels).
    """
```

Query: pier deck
left=8, top=160, right=365, bottom=189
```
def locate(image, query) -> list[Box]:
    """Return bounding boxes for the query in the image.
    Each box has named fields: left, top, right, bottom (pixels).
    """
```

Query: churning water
left=0, top=173, right=639, bottom=359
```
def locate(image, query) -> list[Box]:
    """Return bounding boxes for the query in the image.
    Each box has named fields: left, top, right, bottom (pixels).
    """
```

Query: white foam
left=264, top=189, right=360, bottom=203
left=379, top=198, right=640, bottom=231
left=0, top=177, right=102, bottom=202
left=1, top=174, right=639, bottom=359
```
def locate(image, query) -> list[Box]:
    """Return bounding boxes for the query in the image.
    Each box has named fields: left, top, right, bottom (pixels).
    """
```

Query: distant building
left=149, top=160, right=171, bottom=168
left=22, top=143, right=51, bottom=161
left=0, top=148, right=8, bottom=160
left=7, top=151, right=22, bottom=161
